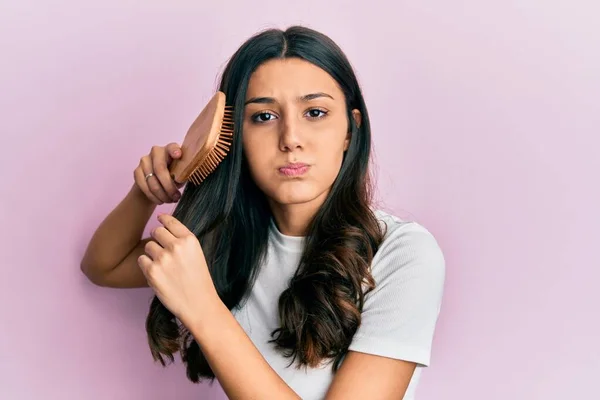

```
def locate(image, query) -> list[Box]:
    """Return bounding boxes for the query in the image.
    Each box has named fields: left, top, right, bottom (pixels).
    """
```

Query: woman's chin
left=271, top=193, right=316, bottom=206
left=267, top=184, right=324, bottom=207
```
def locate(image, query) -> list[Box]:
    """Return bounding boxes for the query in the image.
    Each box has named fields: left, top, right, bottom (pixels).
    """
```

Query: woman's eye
left=252, top=112, right=277, bottom=123
left=306, top=109, right=328, bottom=119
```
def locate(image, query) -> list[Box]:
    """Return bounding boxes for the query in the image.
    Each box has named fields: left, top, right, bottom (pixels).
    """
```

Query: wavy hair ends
left=145, top=25, right=385, bottom=382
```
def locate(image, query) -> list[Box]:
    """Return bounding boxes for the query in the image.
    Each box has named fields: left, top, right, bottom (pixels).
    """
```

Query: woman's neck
left=268, top=194, right=327, bottom=237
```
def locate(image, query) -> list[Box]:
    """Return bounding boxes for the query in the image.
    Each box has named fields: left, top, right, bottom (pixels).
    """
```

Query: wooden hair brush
left=169, top=91, right=234, bottom=185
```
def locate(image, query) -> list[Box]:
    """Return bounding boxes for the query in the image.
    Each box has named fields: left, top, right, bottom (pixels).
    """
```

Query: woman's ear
left=352, top=109, right=362, bottom=128
left=344, top=109, right=362, bottom=151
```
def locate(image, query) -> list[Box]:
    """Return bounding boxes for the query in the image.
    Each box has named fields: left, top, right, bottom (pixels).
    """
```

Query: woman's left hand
left=138, top=213, right=218, bottom=325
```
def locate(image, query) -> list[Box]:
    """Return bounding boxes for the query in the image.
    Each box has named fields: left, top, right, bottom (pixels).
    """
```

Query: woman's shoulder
left=373, top=209, right=439, bottom=243
left=371, top=208, right=446, bottom=279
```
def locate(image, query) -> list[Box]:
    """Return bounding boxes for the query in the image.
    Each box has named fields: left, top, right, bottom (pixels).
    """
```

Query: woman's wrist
left=180, top=287, right=225, bottom=337
left=128, top=183, right=158, bottom=209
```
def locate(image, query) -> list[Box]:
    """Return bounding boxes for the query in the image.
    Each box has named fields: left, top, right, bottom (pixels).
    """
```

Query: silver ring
left=144, top=172, right=154, bottom=181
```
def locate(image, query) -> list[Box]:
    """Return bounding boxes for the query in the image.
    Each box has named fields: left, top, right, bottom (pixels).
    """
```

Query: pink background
left=1, top=1, right=598, bottom=399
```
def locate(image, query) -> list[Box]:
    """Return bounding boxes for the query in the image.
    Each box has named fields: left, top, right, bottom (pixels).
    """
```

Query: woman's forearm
left=183, top=297, right=300, bottom=400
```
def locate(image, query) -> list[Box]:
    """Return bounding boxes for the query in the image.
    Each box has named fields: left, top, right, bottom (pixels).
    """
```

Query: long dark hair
left=146, top=25, right=386, bottom=382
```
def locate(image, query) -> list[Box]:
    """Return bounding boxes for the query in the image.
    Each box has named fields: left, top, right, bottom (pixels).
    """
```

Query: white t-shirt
left=231, top=209, right=446, bottom=399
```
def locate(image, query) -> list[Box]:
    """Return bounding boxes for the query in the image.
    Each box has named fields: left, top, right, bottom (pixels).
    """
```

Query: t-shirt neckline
left=269, top=218, right=305, bottom=252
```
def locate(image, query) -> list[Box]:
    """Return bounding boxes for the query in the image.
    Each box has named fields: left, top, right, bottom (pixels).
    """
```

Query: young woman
left=81, top=26, right=445, bottom=400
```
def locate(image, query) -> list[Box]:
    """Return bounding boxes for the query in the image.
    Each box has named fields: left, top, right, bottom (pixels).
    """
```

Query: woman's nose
left=279, top=117, right=303, bottom=152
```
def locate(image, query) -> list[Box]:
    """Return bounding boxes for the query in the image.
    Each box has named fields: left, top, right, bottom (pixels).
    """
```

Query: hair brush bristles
left=188, top=105, right=234, bottom=185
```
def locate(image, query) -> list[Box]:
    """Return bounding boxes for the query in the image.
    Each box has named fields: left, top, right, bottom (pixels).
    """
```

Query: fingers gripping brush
left=169, top=91, right=234, bottom=185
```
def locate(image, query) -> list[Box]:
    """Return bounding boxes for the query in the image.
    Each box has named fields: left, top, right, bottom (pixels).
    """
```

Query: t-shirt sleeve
left=348, top=221, right=446, bottom=367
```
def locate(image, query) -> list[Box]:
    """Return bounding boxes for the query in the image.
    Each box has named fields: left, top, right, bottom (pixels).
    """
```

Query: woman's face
left=242, top=57, right=360, bottom=211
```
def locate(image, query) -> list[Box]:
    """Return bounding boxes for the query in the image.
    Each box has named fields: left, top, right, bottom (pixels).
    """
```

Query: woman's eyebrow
left=298, top=92, right=334, bottom=102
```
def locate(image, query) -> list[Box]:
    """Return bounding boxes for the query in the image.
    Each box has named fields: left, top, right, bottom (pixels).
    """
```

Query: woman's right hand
left=133, top=143, right=184, bottom=205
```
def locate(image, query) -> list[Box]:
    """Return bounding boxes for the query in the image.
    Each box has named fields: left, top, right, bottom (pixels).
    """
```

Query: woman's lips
left=278, top=163, right=310, bottom=177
